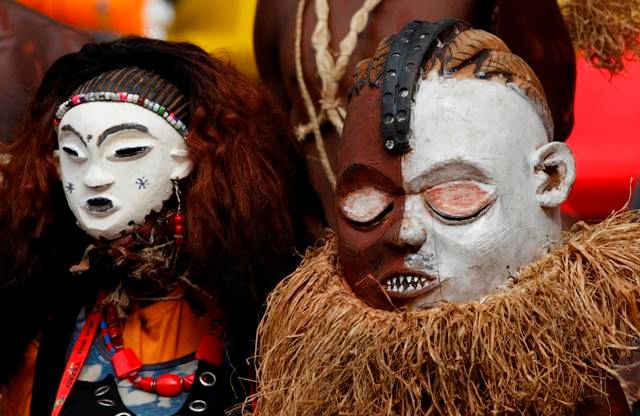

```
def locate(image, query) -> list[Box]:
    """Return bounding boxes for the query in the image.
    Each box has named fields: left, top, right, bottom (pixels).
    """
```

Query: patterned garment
left=70, top=308, right=197, bottom=415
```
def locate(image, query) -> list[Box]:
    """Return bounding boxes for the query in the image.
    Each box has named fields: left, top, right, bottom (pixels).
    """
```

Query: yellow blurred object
left=168, top=0, right=258, bottom=79
left=16, top=0, right=145, bottom=35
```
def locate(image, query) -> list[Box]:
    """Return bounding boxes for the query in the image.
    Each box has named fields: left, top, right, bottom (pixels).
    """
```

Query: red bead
left=137, top=96, right=145, bottom=105
left=119, top=92, right=127, bottom=101
left=112, top=348, right=143, bottom=379
left=104, top=306, right=119, bottom=323
left=175, top=224, right=184, bottom=234
left=175, top=235, right=184, bottom=245
left=174, top=214, right=184, bottom=224
left=182, top=374, right=195, bottom=391
left=155, top=374, right=183, bottom=397
left=196, top=335, right=224, bottom=366
left=71, top=95, right=81, bottom=105
left=132, top=376, right=155, bottom=392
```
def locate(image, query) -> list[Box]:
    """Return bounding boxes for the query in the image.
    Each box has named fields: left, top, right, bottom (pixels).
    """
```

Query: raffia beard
left=253, top=212, right=640, bottom=415
left=76, top=209, right=187, bottom=312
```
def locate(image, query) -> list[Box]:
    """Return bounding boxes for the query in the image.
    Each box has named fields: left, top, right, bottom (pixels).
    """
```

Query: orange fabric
left=0, top=296, right=215, bottom=416
left=123, top=296, right=214, bottom=363
left=17, top=0, right=144, bottom=35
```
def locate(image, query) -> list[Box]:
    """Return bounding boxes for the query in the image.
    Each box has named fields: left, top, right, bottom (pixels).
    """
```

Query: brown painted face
left=337, top=87, right=406, bottom=310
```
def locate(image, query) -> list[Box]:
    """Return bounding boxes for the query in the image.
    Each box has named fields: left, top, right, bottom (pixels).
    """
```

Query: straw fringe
left=558, top=0, right=640, bottom=73
left=253, top=212, right=640, bottom=415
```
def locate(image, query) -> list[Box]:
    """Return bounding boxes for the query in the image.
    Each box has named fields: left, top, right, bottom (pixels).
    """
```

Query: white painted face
left=55, top=101, right=193, bottom=240
left=400, top=77, right=575, bottom=308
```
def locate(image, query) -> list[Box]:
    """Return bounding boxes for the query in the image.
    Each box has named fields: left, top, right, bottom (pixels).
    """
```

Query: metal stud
left=189, top=400, right=208, bottom=413
left=199, top=371, right=217, bottom=387
left=97, top=399, right=115, bottom=407
left=94, top=385, right=110, bottom=396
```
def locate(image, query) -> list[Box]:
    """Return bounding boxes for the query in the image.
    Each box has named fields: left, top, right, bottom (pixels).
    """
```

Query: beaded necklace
left=53, top=300, right=224, bottom=416
left=101, top=303, right=224, bottom=397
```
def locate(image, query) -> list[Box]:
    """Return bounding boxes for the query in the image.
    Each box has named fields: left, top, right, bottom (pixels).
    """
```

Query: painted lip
left=380, top=269, right=443, bottom=300
left=84, top=197, right=118, bottom=216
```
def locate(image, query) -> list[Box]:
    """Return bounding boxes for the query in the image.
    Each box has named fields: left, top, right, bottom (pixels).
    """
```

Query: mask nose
left=83, top=163, right=115, bottom=190
left=393, top=195, right=428, bottom=249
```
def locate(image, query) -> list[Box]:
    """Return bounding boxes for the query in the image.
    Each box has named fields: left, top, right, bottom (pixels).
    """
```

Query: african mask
left=337, top=21, right=576, bottom=310
left=54, top=68, right=193, bottom=241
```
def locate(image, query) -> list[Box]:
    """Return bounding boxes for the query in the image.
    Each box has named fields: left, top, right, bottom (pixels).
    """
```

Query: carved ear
left=169, top=148, right=194, bottom=180
left=531, top=142, right=576, bottom=208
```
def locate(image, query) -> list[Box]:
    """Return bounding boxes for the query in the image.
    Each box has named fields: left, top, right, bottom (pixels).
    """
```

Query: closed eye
left=340, top=187, right=393, bottom=228
left=112, top=146, right=152, bottom=160
left=424, top=180, right=495, bottom=223
left=61, top=145, right=86, bottom=161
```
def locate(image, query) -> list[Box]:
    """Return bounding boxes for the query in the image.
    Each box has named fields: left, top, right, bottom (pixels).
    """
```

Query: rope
left=294, top=0, right=382, bottom=187
left=295, top=0, right=335, bottom=186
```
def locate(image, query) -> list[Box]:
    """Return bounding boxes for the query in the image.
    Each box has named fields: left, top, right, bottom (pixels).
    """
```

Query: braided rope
left=295, top=0, right=335, bottom=187
left=294, top=0, right=382, bottom=187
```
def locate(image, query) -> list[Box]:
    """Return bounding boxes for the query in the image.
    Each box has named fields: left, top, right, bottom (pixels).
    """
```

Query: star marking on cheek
left=65, top=182, right=75, bottom=194
left=135, top=177, right=149, bottom=190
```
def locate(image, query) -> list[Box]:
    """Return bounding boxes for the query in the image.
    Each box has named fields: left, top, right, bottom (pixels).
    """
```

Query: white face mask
left=399, top=77, right=576, bottom=308
left=55, top=101, right=193, bottom=241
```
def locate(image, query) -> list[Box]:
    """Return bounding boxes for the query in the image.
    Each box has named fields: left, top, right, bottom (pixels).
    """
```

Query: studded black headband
left=380, top=19, right=462, bottom=153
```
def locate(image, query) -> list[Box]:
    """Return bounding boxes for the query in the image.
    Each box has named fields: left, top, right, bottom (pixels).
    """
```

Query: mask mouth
left=85, top=197, right=116, bottom=215
left=381, top=271, right=442, bottom=299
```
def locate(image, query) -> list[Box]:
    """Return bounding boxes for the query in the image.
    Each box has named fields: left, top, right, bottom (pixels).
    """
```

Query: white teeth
left=385, top=275, right=433, bottom=293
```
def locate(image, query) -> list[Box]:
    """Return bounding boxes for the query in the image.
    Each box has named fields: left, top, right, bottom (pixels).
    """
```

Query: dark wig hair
left=0, top=36, right=320, bottom=382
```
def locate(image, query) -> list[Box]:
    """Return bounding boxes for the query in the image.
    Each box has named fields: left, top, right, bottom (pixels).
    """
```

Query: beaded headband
left=54, top=67, right=190, bottom=138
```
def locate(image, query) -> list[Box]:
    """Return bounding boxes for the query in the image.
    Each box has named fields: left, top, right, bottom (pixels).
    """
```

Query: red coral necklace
left=52, top=300, right=224, bottom=416
left=100, top=303, right=224, bottom=397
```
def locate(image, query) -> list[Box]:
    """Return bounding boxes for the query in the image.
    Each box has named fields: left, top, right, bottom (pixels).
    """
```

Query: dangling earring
left=172, top=179, right=185, bottom=245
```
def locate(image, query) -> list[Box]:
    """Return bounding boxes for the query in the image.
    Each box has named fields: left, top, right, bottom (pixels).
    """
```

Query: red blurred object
left=562, top=57, right=640, bottom=221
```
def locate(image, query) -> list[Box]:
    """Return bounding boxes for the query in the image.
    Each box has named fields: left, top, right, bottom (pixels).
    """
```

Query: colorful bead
left=132, top=376, right=154, bottom=393
left=71, top=95, right=81, bottom=105
left=112, top=347, right=143, bottom=379
left=182, top=374, right=195, bottom=391
left=155, top=374, right=183, bottom=397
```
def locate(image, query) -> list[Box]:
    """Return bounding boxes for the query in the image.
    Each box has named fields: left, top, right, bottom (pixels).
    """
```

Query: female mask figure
left=0, top=37, right=318, bottom=416
left=254, top=21, right=640, bottom=415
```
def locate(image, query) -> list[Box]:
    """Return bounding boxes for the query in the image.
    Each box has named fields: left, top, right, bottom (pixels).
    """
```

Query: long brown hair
left=0, top=37, right=320, bottom=381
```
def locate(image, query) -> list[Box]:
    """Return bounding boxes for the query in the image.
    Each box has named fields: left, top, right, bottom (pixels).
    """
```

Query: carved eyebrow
left=97, top=123, right=150, bottom=147
left=59, top=125, right=87, bottom=147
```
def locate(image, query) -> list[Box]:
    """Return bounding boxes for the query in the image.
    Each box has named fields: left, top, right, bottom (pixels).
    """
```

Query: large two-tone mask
left=338, top=21, right=576, bottom=310
left=54, top=68, right=192, bottom=240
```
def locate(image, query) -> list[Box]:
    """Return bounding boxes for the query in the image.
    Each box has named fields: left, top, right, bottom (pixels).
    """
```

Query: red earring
left=172, top=179, right=185, bottom=245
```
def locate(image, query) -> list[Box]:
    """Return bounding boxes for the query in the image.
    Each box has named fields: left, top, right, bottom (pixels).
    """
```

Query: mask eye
left=340, top=187, right=393, bottom=228
left=424, top=180, right=495, bottom=222
left=111, top=145, right=152, bottom=160
left=61, top=145, right=86, bottom=161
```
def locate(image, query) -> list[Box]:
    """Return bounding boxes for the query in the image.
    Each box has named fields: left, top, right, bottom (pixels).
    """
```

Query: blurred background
left=1, top=0, right=639, bottom=223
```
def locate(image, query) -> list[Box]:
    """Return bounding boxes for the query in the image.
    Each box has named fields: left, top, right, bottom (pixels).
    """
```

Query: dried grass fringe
left=559, top=0, right=640, bottom=73
left=253, top=211, right=640, bottom=415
